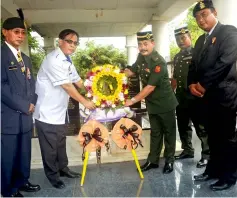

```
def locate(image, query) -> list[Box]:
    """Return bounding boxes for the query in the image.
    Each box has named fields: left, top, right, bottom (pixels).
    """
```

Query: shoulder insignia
left=151, top=51, right=160, bottom=62
left=183, top=56, right=192, bottom=60
left=154, top=66, right=161, bottom=73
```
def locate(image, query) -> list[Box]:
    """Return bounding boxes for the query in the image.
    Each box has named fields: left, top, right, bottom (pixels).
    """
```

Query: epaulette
left=151, top=51, right=159, bottom=62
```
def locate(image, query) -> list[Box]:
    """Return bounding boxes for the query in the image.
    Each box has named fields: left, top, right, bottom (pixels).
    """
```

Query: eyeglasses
left=11, top=29, right=26, bottom=36
left=195, top=12, right=212, bottom=21
left=63, top=39, right=79, bottom=46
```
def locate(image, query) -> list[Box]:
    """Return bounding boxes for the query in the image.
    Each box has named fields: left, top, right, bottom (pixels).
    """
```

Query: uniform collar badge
left=11, top=61, right=14, bottom=65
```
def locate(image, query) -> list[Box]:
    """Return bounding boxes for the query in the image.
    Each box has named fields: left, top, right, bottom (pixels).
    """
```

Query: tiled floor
left=23, top=131, right=237, bottom=197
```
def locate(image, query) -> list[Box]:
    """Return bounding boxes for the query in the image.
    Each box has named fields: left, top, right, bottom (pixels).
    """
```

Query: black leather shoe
left=19, top=182, right=41, bottom=192
left=163, top=163, right=173, bottom=174
left=196, top=158, right=208, bottom=168
left=175, top=152, right=194, bottom=160
left=193, top=173, right=214, bottom=181
left=210, top=180, right=235, bottom=191
left=10, top=191, right=24, bottom=197
left=52, top=180, right=65, bottom=189
left=140, top=161, right=159, bottom=172
left=60, top=169, right=81, bottom=178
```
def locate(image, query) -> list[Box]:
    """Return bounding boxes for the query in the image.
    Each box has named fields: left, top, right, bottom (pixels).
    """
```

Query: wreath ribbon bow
left=82, top=128, right=109, bottom=160
left=120, top=124, right=143, bottom=150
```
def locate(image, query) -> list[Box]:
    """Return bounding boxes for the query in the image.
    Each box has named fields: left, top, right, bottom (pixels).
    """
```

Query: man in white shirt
left=34, top=29, right=95, bottom=189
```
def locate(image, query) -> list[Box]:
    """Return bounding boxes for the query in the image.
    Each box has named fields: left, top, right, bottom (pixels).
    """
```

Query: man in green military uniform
left=125, top=31, right=178, bottom=174
left=171, top=26, right=209, bottom=168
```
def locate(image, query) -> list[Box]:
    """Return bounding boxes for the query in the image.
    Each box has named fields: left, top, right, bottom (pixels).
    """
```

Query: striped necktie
left=204, top=33, right=209, bottom=44
left=17, top=51, right=26, bottom=73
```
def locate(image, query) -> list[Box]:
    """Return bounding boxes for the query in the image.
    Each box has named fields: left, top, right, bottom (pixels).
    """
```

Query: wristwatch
left=131, top=97, right=137, bottom=103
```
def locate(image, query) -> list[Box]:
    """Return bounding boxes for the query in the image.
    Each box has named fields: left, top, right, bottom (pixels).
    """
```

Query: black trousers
left=1, top=131, right=31, bottom=197
left=176, top=99, right=209, bottom=159
left=204, top=104, right=237, bottom=184
left=35, top=120, right=69, bottom=184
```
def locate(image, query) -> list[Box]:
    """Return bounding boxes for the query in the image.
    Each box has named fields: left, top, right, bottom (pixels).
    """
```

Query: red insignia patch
left=155, top=66, right=161, bottom=73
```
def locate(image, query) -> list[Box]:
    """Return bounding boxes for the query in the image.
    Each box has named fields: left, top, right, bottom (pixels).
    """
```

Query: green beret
left=137, top=31, right=153, bottom=41
left=2, top=17, right=25, bottom=30
left=174, top=26, right=189, bottom=36
left=193, top=0, right=215, bottom=17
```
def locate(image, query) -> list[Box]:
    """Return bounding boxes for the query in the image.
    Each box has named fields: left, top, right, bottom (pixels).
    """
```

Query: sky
left=32, top=9, right=188, bottom=50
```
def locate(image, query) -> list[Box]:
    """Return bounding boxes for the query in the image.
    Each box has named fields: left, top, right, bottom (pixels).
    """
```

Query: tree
left=31, top=50, right=45, bottom=77
left=72, top=41, right=127, bottom=79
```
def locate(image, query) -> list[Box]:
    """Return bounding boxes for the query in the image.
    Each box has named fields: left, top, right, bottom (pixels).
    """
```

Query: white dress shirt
left=34, top=48, right=80, bottom=124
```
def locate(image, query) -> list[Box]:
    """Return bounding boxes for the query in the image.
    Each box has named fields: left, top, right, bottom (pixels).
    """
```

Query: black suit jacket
left=188, top=22, right=237, bottom=109
left=1, top=43, right=37, bottom=134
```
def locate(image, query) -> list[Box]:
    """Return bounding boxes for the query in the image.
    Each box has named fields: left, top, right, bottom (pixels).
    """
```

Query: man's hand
left=28, top=103, right=35, bottom=114
left=196, top=82, right=206, bottom=95
left=189, top=84, right=203, bottom=97
left=125, top=99, right=134, bottom=107
left=82, top=100, right=96, bottom=110
left=124, top=68, right=134, bottom=77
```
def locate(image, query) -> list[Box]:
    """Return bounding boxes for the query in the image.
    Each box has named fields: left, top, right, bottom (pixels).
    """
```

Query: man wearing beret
left=125, top=31, right=178, bottom=174
left=171, top=26, right=209, bottom=168
left=1, top=17, right=41, bottom=197
left=188, top=0, right=237, bottom=191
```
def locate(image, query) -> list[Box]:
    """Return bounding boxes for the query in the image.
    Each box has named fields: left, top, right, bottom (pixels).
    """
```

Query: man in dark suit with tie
left=1, top=17, right=41, bottom=197
left=188, top=0, right=237, bottom=191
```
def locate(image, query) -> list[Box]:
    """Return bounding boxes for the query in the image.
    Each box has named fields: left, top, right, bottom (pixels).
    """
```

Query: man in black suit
left=188, top=0, right=237, bottom=191
left=1, top=17, right=41, bottom=197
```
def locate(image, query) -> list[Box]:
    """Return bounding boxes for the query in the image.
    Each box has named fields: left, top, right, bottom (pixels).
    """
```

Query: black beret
left=174, top=26, right=189, bottom=36
left=2, top=17, right=25, bottom=30
left=193, top=0, right=215, bottom=17
left=137, top=31, right=153, bottom=41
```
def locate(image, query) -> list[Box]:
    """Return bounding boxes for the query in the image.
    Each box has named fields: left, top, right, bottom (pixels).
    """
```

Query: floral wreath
left=84, top=64, right=129, bottom=109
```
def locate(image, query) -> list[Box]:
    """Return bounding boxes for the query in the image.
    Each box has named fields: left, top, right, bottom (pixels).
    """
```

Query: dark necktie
left=204, top=33, right=209, bottom=44
left=66, top=55, right=72, bottom=64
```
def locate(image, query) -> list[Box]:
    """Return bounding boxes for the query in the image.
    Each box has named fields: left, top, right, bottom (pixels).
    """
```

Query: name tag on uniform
left=183, top=56, right=192, bottom=60
left=8, top=65, right=18, bottom=70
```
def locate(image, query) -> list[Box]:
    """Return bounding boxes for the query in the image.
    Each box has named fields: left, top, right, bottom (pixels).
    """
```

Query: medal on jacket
left=26, top=67, right=31, bottom=79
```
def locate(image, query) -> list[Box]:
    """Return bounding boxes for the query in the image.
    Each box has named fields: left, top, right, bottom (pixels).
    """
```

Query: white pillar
left=125, top=34, right=138, bottom=66
left=213, top=0, right=237, bottom=27
left=151, top=20, right=170, bottom=61
left=44, top=37, right=55, bottom=54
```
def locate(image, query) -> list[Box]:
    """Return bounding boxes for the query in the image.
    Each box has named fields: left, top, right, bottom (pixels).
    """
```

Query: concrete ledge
left=31, top=130, right=182, bottom=169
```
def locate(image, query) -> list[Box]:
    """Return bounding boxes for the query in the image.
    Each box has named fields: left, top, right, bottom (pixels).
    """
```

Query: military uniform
left=173, top=27, right=209, bottom=161
left=190, top=0, right=237, bottom=189
left=130, top=47, right=178, bottom=165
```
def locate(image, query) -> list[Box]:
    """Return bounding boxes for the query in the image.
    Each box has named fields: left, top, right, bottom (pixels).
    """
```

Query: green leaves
left=71, top=41, right=127, bottom=80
